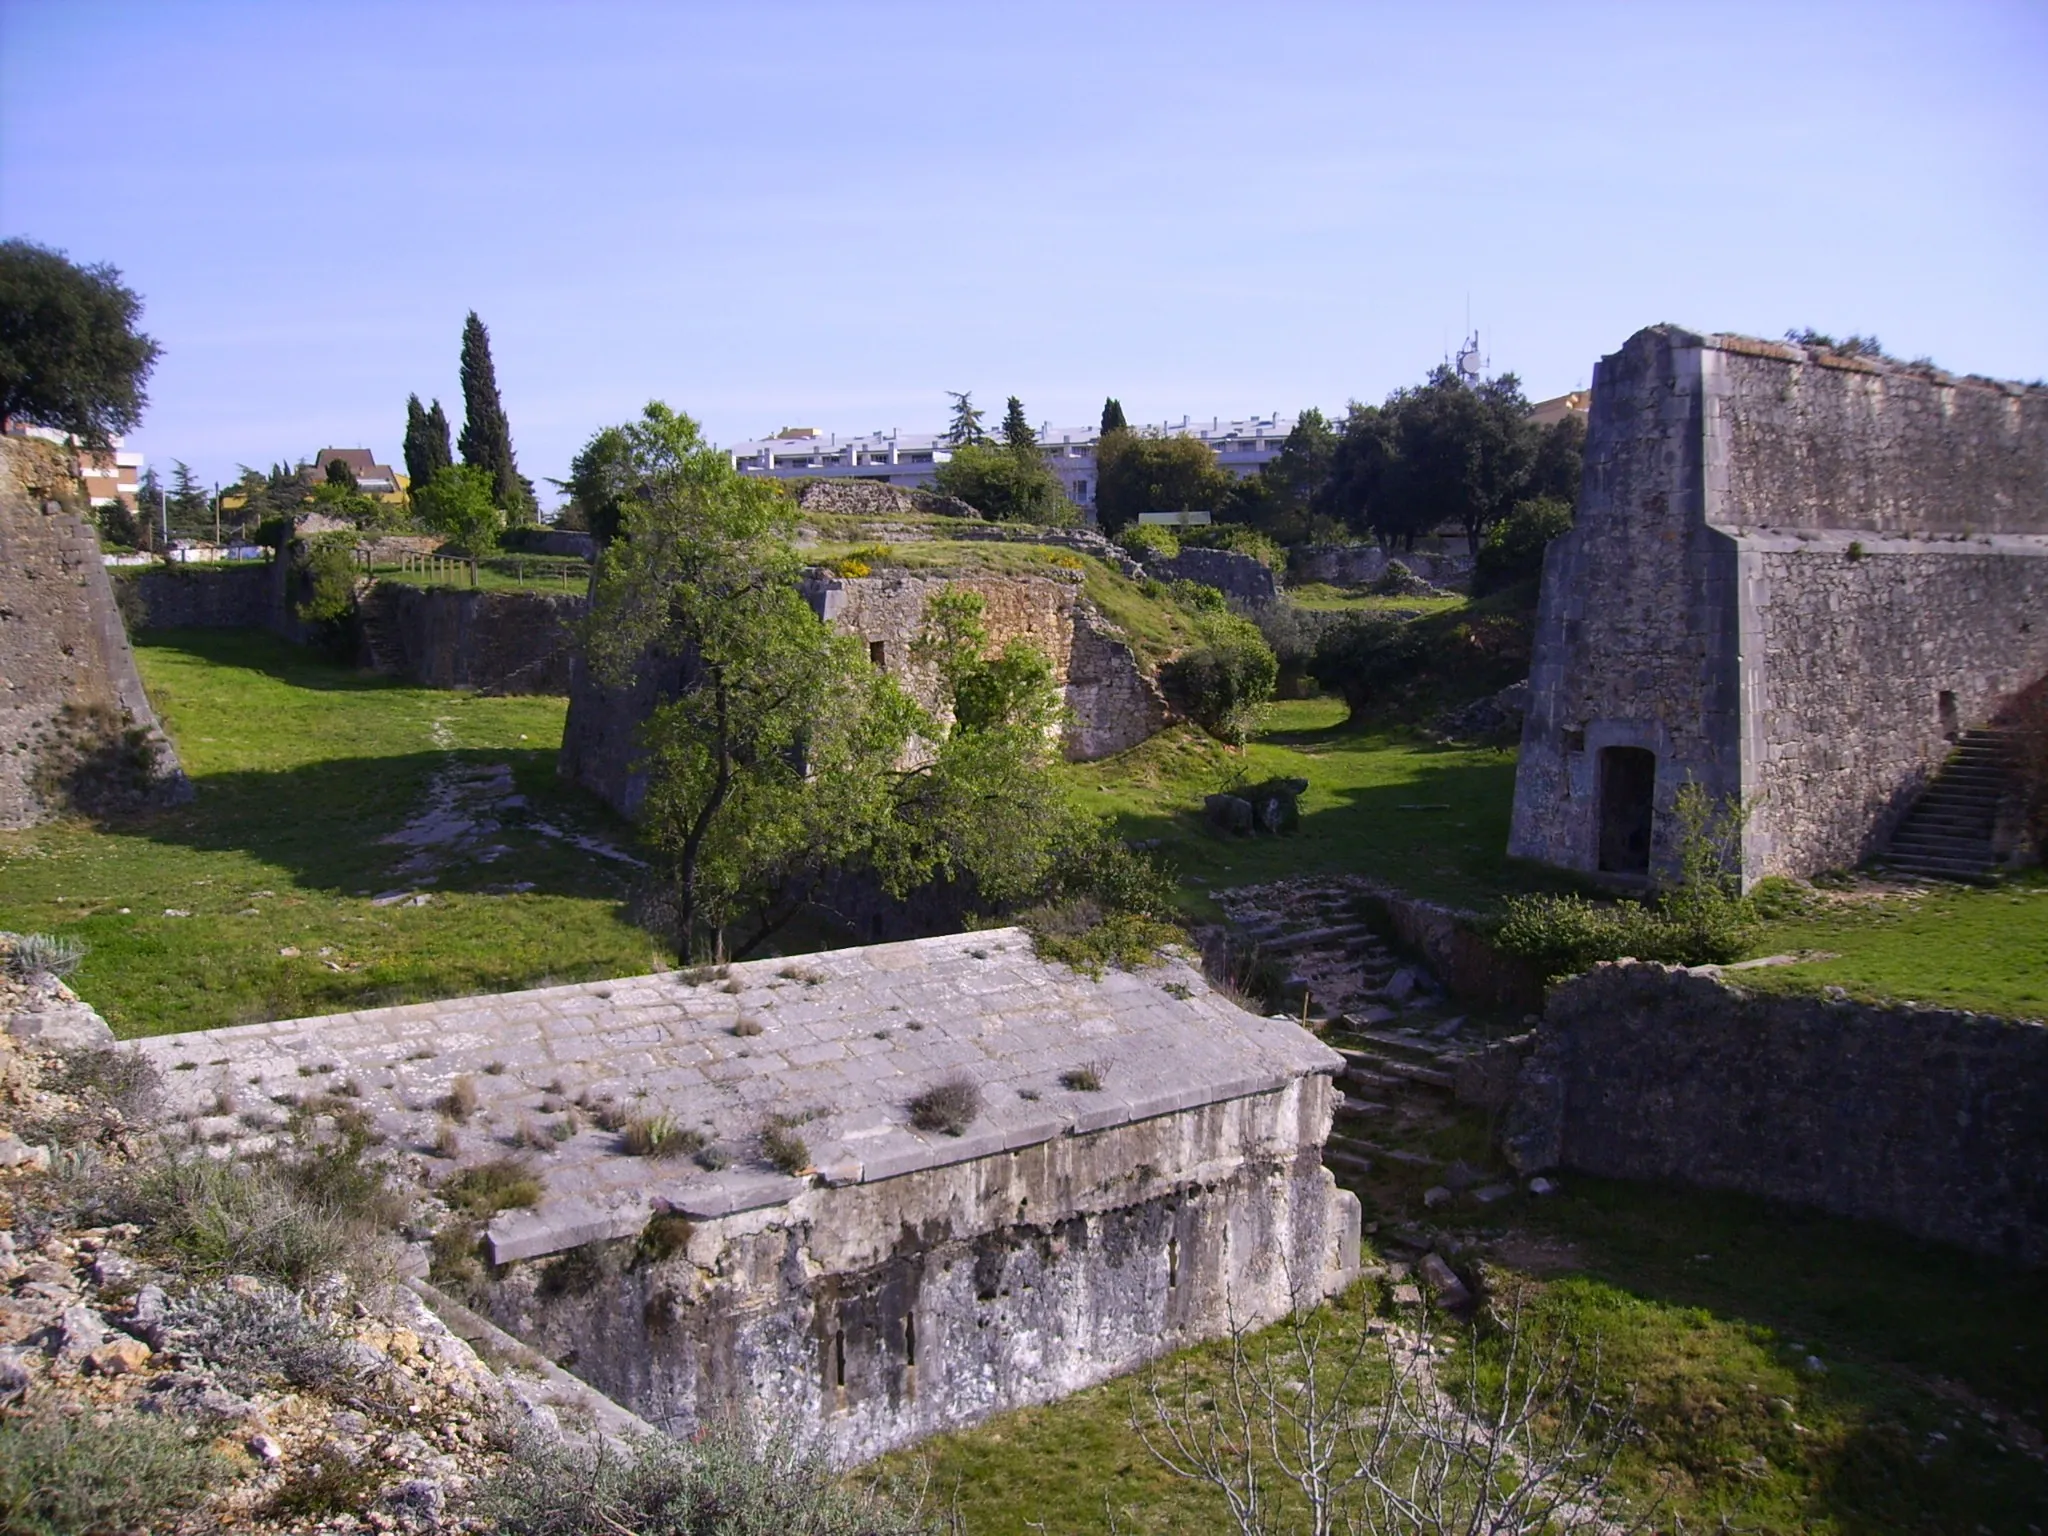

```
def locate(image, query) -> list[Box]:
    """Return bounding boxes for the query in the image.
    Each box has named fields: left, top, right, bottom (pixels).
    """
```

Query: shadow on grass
left=1519, top=1175, right=2048, bottom=1532
left=134, top=627, right=403, bottom=694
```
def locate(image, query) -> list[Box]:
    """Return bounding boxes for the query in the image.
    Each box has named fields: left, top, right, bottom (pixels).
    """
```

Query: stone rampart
left=1288, top=544, right=1473, bottom=591
left=0, top=439, right=189, bottom=827
left=1510, top=325, right=2048, bottom=882
left=1501, top=963, right=2048, bottom=1265
left=1149, top=546, right=1279, bottom=606
left=360, top=583, right=582, bottom=695
left=121, top=563, right=277, bottom=630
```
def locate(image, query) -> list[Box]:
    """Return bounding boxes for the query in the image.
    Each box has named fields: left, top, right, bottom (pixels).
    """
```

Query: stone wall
left=1149, top=546, right=1279, bottom=606
left=1510, top=325, right=2048, bottom=882
left=483, top=1076, right=1354, bottom=1463
left=1289, top=544, right=1473, bottom=590
left=1501, top=963, right=2048, bottom=1265
left=0, top=438, right=189, bottom=827
left=562, top=570, right=1169, bottom=817
left=359, top=583, right=582, bottom=695
left=121, top=563, right=277, bottom=630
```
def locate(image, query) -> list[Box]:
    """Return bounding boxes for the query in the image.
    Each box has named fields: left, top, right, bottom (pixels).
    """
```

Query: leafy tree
left=402, top=393, right=453, bottom=494
left=1528, top=411, right=1585, bottom=504
left=943, top=390, right=986, bottom=447
left=1094, top=432, right=1235, bottom=535
left=412, top=464, right=502, bottom=585
left=932, top=441, right=1074, bottom=525
left=324, top=457, right=358, bottom=491
left=561, top=423, right=634, bottom=547
left=1000, top=395, right=1036, bottom=452
left=1161, top=609, right=1277, bottom=745
left=1307, top=611, right=1425, bottom=725
left=131, top=465, right=163, bottom=550
left=1248, top=406, right=1336, bottom=538
left=0, top=238, right=160, bottom=448
left=1473, top=496, right=1573, bottom=595
left=1100, top=397, right=1128, bottom=435
left=456, top=311, right=534, bottom=524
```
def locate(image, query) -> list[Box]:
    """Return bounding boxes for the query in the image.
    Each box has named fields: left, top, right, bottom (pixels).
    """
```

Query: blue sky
left=3, top=1, right=2043, bottom=498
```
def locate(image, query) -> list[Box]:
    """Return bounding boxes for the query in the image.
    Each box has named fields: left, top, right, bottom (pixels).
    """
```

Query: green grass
left=1733, top=871, right=2048, bottom=1018
left=0, top=630, right=664, bottom=1037
left=1064, top=701, right=1539, bottom=914
left=1282, top=581, right=1467, bottom=615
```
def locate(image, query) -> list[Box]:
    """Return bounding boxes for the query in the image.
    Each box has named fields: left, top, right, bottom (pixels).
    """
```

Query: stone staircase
left=357, top=584, right=409, bottom=676
left=1880, top=729, right=2017, bottom=882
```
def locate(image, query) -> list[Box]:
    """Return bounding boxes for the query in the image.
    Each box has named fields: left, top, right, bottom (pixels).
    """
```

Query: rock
left=0, top=1350, right=29, bottom=1404
left=85, top=1337, right=152, bottom=1376
left=248, top=1431, right=286, bottom=1465
left=1204, top=794, right=1254, bottom=835
left=56, top=1305, right=108, bottom=1366
left=1390, top=1283, right=1423, bottom=1307
left=1527, top=1176, right=1558, bottom=1197
left=386, top=1478, right=446, bottom=1520
left=1422, top=1186, right=1452, bottom=1209
left=1472, top=1183, right=1516, bottom=1204
left=89, top=1252, right=136, bottom=1292
left=129, top=1283, right=169, bottom=1346
left=1418, top=1252, right=1472, bottom=1309
left=0, top=1135, right=48, bottom=1172
left=1383, top=968, right=1419, bottom=1003
left=223, top=1274, right=266, bottom=1298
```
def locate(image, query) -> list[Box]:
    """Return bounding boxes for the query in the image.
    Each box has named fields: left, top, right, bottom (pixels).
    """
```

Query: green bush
left=1473, top=496, right=1572, bottom=595
left=164, top=1281, right=369, bottom=1393
left=117, top=1153, right=356, bottom=1286
left=296, top=530, right=360, bottom=625
left=442, top=1156, right=543, bottom=1217
left=1160, top=610, right=1277, bottom=745
left=1185, top=522, right=1285, bottom=570
left=1307, top=611, right=1425, bottom=724
left=480, top=1420, right=943, bottom=1535
left=0, top=1407, right=228, bottom=1535
left=1117, top=523, right=1180, bottom=561
left=1022, top=899, right=1185, bottom=977
left=4, top=931, right=86, bottom=982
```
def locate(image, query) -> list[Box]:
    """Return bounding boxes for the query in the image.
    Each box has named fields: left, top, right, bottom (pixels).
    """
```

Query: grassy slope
left=1282, top=581, right=1466, bottom=615
left=0, top=630, right=661, bottom=1037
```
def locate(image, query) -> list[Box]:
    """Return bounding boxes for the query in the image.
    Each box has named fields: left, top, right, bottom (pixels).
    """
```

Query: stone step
left=1341, top=1065, right=1403, bottom=1093
left=1258, top=922, right=1381, bottom=954
left=1341, top=1052, right=1454, bottom=1091
left=1340, top=1032, right=1457, bottom=1062
left=1324, top=1147, right=1376, bottom=1179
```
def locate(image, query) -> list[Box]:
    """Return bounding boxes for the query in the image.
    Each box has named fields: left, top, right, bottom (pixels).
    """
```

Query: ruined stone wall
left=1288, top=544, right=1473, bottom=590
left=1501, top=964, right=2048, bottom=1265
left=1149, top=546, right=1278, bottom=606
left=0, top=438, right=189, bottom=827
left=121, top=563, right=276, bottom=630
left=1509, top=325, right=2048, bottom=882
left=360, top=584, right=582, bottom=695
left=482, top=1076, right=1357, bottom=1462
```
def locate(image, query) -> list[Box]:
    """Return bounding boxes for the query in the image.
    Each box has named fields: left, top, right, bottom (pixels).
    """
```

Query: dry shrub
left=908, top=1077, right=983, bottom=1137
left=622, top=1114, right=705, bottom=1160
left=760, top=1120, right=810, bottom=1175
left=442, top=1075, right=480, bottom=1122
left=442, top=1156, right=542, bottom=1217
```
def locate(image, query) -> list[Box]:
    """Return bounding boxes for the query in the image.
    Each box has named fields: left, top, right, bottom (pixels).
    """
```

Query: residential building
left=301, top=447, right=406, bottom=503
left=724, top=414, right=1299, bottom=511
left=1528, top=390, right=1591, bottom=429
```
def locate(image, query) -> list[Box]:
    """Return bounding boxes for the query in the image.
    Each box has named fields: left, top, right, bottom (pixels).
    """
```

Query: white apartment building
left=725, top=414, right=1298, bottom=510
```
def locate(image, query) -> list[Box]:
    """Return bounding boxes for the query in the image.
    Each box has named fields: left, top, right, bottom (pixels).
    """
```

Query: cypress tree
left=403, top=392, right=453, bottom=492
left=1000, top=395, right=1036, bottom=453
left=1100, top=397, right=1128, bottom=435
left=456, top=312, right=533, bottom=523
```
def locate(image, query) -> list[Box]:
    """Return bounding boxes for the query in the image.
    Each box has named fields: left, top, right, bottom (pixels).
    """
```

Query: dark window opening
left=1168, top=1237, right=1180, bottom=1290
left=870, top=641, right=887, bottom=668
left=1596, top=747, right=1657, bottom=875
left=904, top=1314, right=917, bottom=1367
left=1939, top=690, right=1959, bottom=740
left=1562, top=727, right=1586, bottom=754
left=834, top=1327, right=846, bottom=1389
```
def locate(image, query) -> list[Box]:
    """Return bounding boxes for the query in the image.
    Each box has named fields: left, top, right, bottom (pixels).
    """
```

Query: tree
left=1473, top=496, right=1573, bottom=595
left=167, top=461, right=210, bottom=540
left=1308, top=612, right=1425, bottom=725
left=132, top=465, right=163, bottom=550
left=1250, top=407, right=1337, bottom=538
left=933, top=441, right=1074, bottom=525
left=324, top=457, right=358, bottom=491
left=561, top=423, right=634, bottom=547
left=1161, top=610, right=1278, bottom=745
left=456, top=311, right=534, bottom=524
left=1527, top=412, right=1585, bottom=504
left=403, top=393, right=453, bottom=495
left=1094, top=431, right=1235, bottom=535
left=0, top=239, right=160, bottom=449
left=1000, top=395, right=1037, bottom=452
left=412, top=464, right=502, bottom=585
left=1100, top=397, right=1128, bottom=435
left=943, top=390, right=986, bottom=447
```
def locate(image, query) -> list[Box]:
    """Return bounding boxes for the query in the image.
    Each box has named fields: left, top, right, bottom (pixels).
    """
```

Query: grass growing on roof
left=0, top=629, right=665, bottom=1037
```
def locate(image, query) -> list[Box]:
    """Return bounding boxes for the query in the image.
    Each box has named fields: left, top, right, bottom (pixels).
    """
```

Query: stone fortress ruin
left=1510, top=325, right=2048, bottom=884
left=137, top=928, right=1358, bottom=1462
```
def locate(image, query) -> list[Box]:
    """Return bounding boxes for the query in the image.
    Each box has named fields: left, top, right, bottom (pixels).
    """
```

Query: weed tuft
left=1060, top=1062, right=1107, bottom=1093
left=760, top=1120, right=810, bottom=1176
left=442, top=1156, right=542, bottom=1218
left=0, top=1406, right=227, bottom=1534
left=908, top=1077, right=984, bottom=1137
left=621, top=1113, right=705, bottom=1159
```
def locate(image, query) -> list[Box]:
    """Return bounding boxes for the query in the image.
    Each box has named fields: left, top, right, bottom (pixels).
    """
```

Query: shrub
left=908, top=1077, right=984, bottom=1136
left=1160, top=610, right=1277, bottom=745
left=164, top=1282, right=370, bottom=1393
left=442, top=1075, right=480, bottom=1121
left=1045, top=826, right=1180, bottom=919
left=296, top=530, right=361, bottom=626
left=4, top=931, right=86, bottom=982
left=1060, top=1062, right=1108, bottom=1092
left=1167, top=578, right=1227, bottom=613
left=479, top=1419, right=944, bottom=1536
left=622, top=1114, right=705, bottom=1160
left=1308, top=611, right=1425, bottom=725
left=0, top=1407, right=228, bottom=1536
left=1024, top=901, right=1184, bottom=978
left=1118, top=523, right=1181, bottom=561
left=1474, top=496, right=1573, bottom=595
left=117, top=1154, right=354, bottom=1286
left=636, top=1212, right=694, bottom=1265
left=537, top=1242, right=608, bottom=1301
left=760, top=1120, right=810, bottom=1176
left=442, top=1156, right=543, bottom=1217
left=49, top=1043, right=161, bottom=1118
left=1185, top=523, right=1285, bottom=570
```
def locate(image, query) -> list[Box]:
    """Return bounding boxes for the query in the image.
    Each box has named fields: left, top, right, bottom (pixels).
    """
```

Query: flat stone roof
left=136, top=929, right=1341, bottom=1263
